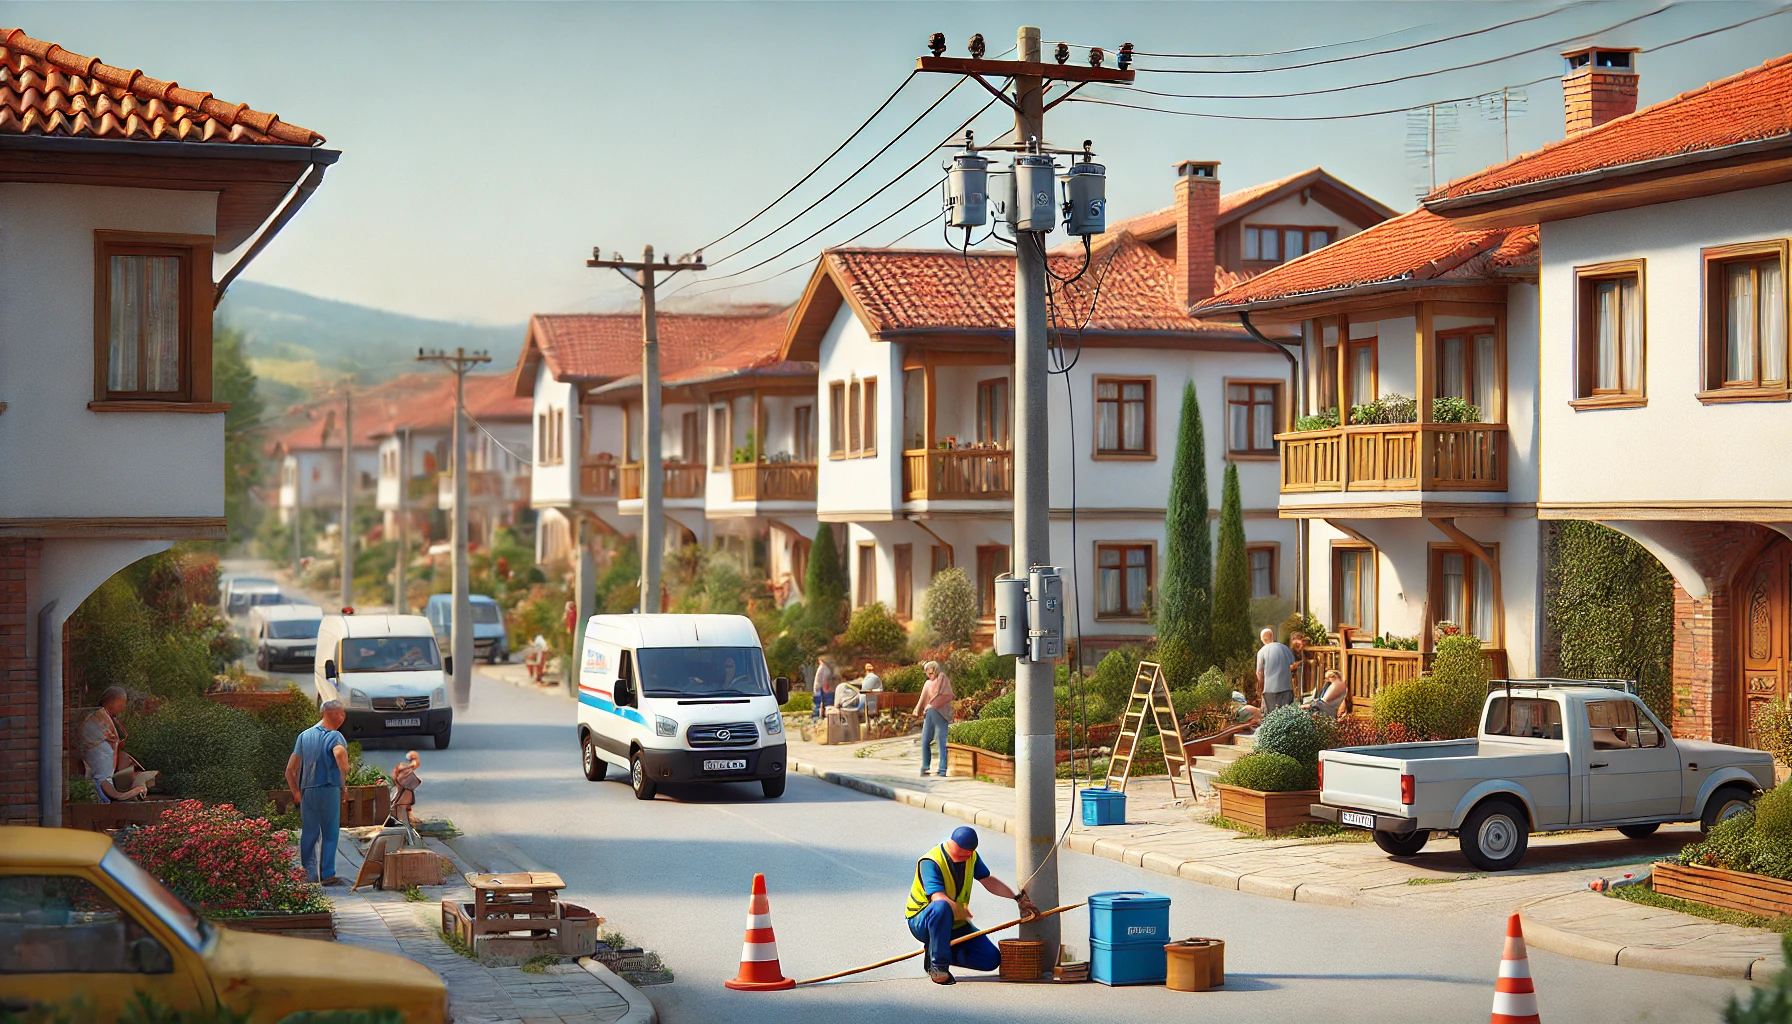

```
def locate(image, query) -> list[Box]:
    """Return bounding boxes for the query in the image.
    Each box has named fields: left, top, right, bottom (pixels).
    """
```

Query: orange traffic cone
left=1491, top=913, right=1541, bottom=1024
left=724, top=873, right=796, bottom=991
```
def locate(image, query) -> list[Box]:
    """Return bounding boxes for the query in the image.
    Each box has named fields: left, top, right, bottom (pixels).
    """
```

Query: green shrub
left=1752, top=698, right=1792, bottom=770
left=1191, top=670, right=1233, bottom=711
left=780, top=691, right=812, bottom=714
left=882, top=664, right=926, bottom=693
left=948, top=717, right=1015, bottom=756
left=1293, top=407, right=1338, bottom=432
left=1254, top=704, right=1332, bottom=768
left=1431, top=396, right=1482, bottom=423
left=922, top=567, right=978, bottom=648
left=249, top=686, right=318, bottom=791
left=981, top=692, right=1016, bottom=720
left=1755, top=779, right=1792, bottom=850
left=1546, top=521, right=1675, bottom=724
left=838, top=602, right=909, bottom=661
left=764, top=633, right=805, bottom=682
left=1089, top=648, right=1145, bottom=714
left=1678, top=781, right=1792, bottom=882
left=1215, top=751, right=1314, bottom=792
left=1279, top=611, right=1329, bottom=649
left=125, top=699, right=266, bottom=814
left=1428, top=635, right=1493, bottom=736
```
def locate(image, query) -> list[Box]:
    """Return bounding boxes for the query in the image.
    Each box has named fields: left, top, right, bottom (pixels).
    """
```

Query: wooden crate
left=1213, top=785, right=1322, bottom=833
left=442, top=900, right=475, bottom=947
left=1652, top=861, right=1792, bottom=917
left=382, top=848, right=450, bottom=889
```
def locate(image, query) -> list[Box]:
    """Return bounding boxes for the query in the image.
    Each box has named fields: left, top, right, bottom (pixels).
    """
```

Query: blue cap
left=950, top=826, right=979, bottom=851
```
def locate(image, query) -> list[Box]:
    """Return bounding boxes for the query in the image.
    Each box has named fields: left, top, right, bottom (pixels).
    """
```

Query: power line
left=1060, top=20, right=1440, bottom=60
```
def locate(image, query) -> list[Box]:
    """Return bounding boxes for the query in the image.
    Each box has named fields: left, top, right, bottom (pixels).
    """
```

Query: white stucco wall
left=815, top=306, right=901, bottom=517
left=0, top=183, right=223, bottom=519
left=1243, top=193, right=1361, bottom=236
left=1538, top=182, right=1792, bottom=504
left=531, top=366, right=576, bottom=508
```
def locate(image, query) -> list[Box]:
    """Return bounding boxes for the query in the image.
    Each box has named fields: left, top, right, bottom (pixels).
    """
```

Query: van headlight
left=654, top=715, right=679, bottom=738
left=764, top=712, right=783, bottom=735
left=431, top=687, right=447, bottom=709
left=347, top=688, right=372, bottom=710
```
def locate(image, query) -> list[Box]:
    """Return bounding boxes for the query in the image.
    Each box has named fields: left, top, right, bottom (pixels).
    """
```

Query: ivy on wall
left=1543, top=522, right=1676, bottom=724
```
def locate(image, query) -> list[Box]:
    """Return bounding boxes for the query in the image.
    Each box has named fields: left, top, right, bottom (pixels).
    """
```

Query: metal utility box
left=1013, top=154, right=1058, bottom=233
left=1062, top=161, right=1107, bottom=236
left=993, top=575, right=1028, bottom=657
left=947, top=153, right=992, bottom=228
left=1027, top=566, right=1064, bottom=661
left=992, top=167, right=1015, bottom=226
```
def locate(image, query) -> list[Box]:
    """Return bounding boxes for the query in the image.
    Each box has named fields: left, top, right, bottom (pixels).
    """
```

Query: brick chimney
left=1174, top=160, right=1220, bottom=307
left=1561, top=46, right=1638, bottom=135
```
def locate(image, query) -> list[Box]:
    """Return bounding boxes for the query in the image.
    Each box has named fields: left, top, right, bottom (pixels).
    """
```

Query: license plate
left=704, top=759, right=748, bottom=772
left=295, top=648, right=314, bottom=658
left=1341, top=810, right=1375, bottom=829
left=386, top=717, right=421, bottom=728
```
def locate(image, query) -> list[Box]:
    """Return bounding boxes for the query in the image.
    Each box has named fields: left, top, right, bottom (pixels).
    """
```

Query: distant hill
left=218, top=282, right=524, bottom=399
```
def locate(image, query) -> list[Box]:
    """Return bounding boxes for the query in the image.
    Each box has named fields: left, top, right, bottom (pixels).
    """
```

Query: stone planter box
left=1213, top=784, right=1322, bottom=833
left=218, top=911, right=336, bottom=940
left=267, top=785, right=392, bottom=827
left=947, top=743, right=1015, bottom=785
left=67, top=797, right=180, bottom=832
left=1652, top=861, right=1792, bottom=917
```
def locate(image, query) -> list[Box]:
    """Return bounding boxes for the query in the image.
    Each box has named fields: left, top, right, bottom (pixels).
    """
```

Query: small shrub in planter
left=948, top=717, right=1015, bottom=757
left=1215, top=751, right=1314, bottom=792
left=1680, top=780, right=1792, bottom=882
left=1254, top=705, right=1333, bottom=768
left=921, top=567, right=978, bottom=648
left=1293, top=407, right=1339, bottom=432
left=113, top=800, right=327, bottom=919
left=882, top=663, right=926, bottom=693
left=837, top=602, right=909, bottom=662
left=981, top=692, right=1016, bottom=720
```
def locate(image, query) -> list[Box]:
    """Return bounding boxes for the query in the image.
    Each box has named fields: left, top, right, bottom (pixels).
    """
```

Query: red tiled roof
left=265, top=372, right=532, bottom=454
left=1093, top=167, right=1397, bottom=248
left=1194, top=209, right=1538, bottom=312
left=1429, top=53, right=1792, bottom=203
left=1, top=28, right=323, bottom=145
left=523, top=306, right=789, bottom=385
left=663, top=311, right=809, bottom=386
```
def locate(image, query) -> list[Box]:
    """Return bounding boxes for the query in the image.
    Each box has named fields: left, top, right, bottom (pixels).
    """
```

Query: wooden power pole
left=339, top=388, right=354, bottom=610
left=419, top=347, right=492, bottom=712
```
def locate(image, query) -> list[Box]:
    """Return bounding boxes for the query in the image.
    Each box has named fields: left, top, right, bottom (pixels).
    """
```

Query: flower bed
left=1213, top=784, right=1323, bottom=833
left=112, top=800, right=328, bottom=922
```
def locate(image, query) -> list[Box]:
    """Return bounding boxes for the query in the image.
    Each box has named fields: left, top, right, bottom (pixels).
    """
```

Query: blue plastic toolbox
left=1090, top=937, right=1167, bottom=986
left=1080, top=787, right=1126, bottom=826
left=1088, top=890, right=1171, bottom=946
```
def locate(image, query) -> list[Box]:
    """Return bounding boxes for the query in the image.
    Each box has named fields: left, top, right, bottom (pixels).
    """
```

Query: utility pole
left=419, top=347, right=492, bottom=711
left=339, top=388, right=354, bottom=610
left=585, top=246, right=705, bottom=614
left=917, top=26, right=1133, bottom=956
left=395, top=427, right=409, bottom=613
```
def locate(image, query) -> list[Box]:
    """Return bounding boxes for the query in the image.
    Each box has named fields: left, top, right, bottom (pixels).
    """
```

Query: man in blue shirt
left=904, top=826, right=1036, bottom=985
left=285, top=700, right=353, bottom=885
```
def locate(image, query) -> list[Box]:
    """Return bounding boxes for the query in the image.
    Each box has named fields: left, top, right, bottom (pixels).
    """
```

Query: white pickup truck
left=1310, top=680, right=1776, bottom=871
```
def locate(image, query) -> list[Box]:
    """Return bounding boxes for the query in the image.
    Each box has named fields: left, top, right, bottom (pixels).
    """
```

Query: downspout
left=1239, top=311, right=1306, bottom=618
left=214, top=160, right=331, bottom=307
left=37, top=600, right=60, bottom=827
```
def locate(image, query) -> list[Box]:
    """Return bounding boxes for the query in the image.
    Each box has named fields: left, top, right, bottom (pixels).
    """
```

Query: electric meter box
left=1062, top=162, right=1107, bottom=236
left=947, top=153, right=992, bottom=229
left=1027, top=566, right=1065, bottom=662
left=993, top=575, right=1028, bottom=658
left=991, top=168, right=1015, bottom=227
left=1013, top=154, right=1058, bottom=233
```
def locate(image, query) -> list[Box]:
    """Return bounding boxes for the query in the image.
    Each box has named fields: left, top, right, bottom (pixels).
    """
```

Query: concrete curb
left=1516, top=900, right=1782, bottom=982
left=578, top=959, right=658, bottom=1024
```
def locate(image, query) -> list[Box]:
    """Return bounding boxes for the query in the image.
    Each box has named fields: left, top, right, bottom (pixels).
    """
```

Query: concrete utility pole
left=917, top=25, right=1133, bottom=956
left=585, top=245, right=705, bottom=614
left=394, top=427, right=409, bottom=613
left=419, top=347, right=492, bottom=711
left=339, top=388, right=354, bottom=610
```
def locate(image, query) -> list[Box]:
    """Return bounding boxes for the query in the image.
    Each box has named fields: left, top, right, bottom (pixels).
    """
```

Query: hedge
left=948, top=717, right=1015, bottom=756
left=1678, top=779, right=1792, bottom=881
left=1545, top=521, right=1674, bottom=724
left=1215, top=751, right=1314, bottom=792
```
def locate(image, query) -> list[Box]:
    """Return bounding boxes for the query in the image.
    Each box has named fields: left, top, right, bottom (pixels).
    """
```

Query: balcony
left=620, top=462, right=705, bottom=501
left=731, top=461, right=817, bottom=502
left=902, top=447, right=1013, bottom=501
left=580, top=457, right=618, bottom=498
left=1305, top=638, right=1508, bottom=715
left=1277, top=423, right=1507, bottom=494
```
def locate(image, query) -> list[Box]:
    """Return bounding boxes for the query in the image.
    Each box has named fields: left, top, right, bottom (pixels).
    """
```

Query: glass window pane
left=1099, top=547, right=1119, bottom=568
left=1097, top=400, right=1117, bottom=450
left=903, top=370, right=924, bottom=450
left=1761, top=260, right=1786, bottom=383
left=1227, top=383, right=1248, bottom=402
left=1097, top=381, right=1118, bottom=400
left=1229, top=402, right=1247, bottom=451
left=1440, top=336, right=1465, bottom=399
left=1441, top=553, right=1465, bottom=628
left=143, top=256, right=181, bottom=392
left=1595, top=280, right=1619, bottom=391
left=862, top=380, right=877, bottom=451
left=1260, top=230, right=1278, bottom=262
left=1474, top=334, right=1497, bottom=418
left=1285, top=229, right=1305, bottom=259
left=1619, top=279, right=1641, bottom=393
left=1122, top=399, right=1145, bottom=450
left=1126, top=558, right=1147, bottom=614
left=1250, top=550, right=1271, bottom=598
left=0, top=873, right=161, bottom=974
left=1122, top=383, right=1145, bottom=402
left=1252, top=402, right=1274, bottom=450
left=1253, top=385, right=1275, bottom=403
left=1098, top=564, right=1119, bottom=613
left=1308, top=229, right=1330, bottom=251
left=1244, top=228, right=1259, bottom=261
left=1473, top=557, right=1497, bottom=643
left=1728, top=264, right=1757, bottom=383
left=108, top=255, right=141, bottom=392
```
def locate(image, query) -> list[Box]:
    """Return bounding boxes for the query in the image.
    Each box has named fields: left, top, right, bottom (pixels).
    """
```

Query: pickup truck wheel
left=581, top=732, right=609, bottom=781
left=1459, top=799, right=1529, bottom=872
left=631, top=751, right=657, bottom=801
left=1701, top=786, right=1757, bottom=833
left=1617, top=823, right=1660, bottom=840
left=1373, top=830, right=1429, bottom=857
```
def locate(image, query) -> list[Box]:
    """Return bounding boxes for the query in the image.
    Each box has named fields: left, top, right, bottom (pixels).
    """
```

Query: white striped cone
left=1491, top=913, right=1540, bottom=1024
left=725, top=873, right=795, bottom=991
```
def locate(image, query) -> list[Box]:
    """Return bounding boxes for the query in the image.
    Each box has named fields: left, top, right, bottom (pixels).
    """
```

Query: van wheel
left=630, top=751, right=656, bottom=800
left=1459, top=799, right=1529, bottom=872
left=761, top=773, right=786, bottom=799
left=1373, top=830, right=1429, bottom=857
left=1618, top=823, right=1660, bottom=840
left=434, top=724, right=452, bottom=750
left=581, top=733, right=608, bottom=781
left=1701, top=786, right=1757, bottom=833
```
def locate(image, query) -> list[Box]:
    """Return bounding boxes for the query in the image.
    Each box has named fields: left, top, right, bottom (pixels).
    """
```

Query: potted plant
left=1212, top=705, right=1327, bottom=832
left=946, top=717, right=1016, bottom=784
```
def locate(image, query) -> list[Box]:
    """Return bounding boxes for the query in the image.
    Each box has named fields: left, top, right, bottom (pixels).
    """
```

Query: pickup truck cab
left=576, top=614, right=791, bottom=801
left=0, top=827, right=445, bottom=1022
left=314, top=612, right=452, bottom=749
left=1312, top=680, right=1775, bottom=871
left=425, top=593, right=509, bottom=664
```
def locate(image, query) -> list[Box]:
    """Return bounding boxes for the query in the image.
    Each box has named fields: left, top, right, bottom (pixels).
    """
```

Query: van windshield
left=635, top=647, right=770, bottom=698
left=472, top=603, right=502, bottom=625
left=267, top=619, right=321, bottom=640
left=341, top=637, right=441, bottom=672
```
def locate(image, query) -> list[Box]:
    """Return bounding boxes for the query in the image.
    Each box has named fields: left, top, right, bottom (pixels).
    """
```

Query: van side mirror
left=614, top=679, right=634, bottom=708
left=774, top=676, right=790, bottom=706
left=323, top=660, right=337, bottom=681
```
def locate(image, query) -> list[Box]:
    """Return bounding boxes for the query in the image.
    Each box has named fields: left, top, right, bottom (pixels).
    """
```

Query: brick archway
left=1734, top=535, right=1792, bottom=750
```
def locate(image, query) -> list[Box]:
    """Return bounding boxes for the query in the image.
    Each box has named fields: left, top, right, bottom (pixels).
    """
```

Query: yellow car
left=0, top=827, right=446, bottom=1022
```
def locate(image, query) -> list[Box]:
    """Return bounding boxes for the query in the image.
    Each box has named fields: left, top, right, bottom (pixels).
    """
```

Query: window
left=848, top=382, right=861, bottom=454
left=903, top=368, right=926, bottom=450
left=1431, top=545, right=1499, bottom=645
left=856, top=543, right=877, bottom=608
left=1096, top=542, right=1154, bottom=619
left=1485, top=697, right=1564, bottom=740
left=94, top=231, right=212, bottom=406
left=623, top=405, right=641, bottom=464
left=1586, top=699, right=1664, bottom=751
left=977, top=378, right=1011, bottom=446
left=1333, top=546, right=1376, bottom=633
left=1225, top=380, right=1281, bottom=456
left=1574, top=260, right=1645, bottom=405
left=711, top=404, right=729, bottom=470
left=1094, top=376, right=1153, bottom=457
left=835, top=378, right=877, bottom=457
left=1703, top=242, right=1789, bottom=401
left=829, top=381, right=846, bottom=457
left=1247, top=543, right=1278, bottom=599
left=536, top=409, right=566, bottom=466
left=794, top=405, right=815, bottom=461
left=1437, top=329, right=1498, bottom=421
left=1347, top=336, right=1377, bottom=408
left=976, top=545, right=1010, bottom=620
left=1244, top=225, right=1335, bottom=266
left=861, top=378, right=878, bottom=454
left=932, top=544, right=952, bottom=576
left=681, top=410, right=703, bottom=465
left=894, top=544, right=914, bottom=620
left=0, top=873, right=172, bottom=974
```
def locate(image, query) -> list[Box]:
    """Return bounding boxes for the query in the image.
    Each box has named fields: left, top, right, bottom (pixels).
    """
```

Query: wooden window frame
left=1093, top=540, right=1156, bottom=622
left=1092, top=375, right=1156, bottom=461
left=1224, top=377, right=1284, bottom=461
left=91, top=230, right=219, bottom=411
left=1243, top=224, right=1336, bottom=268
left=893, top=543, right=914, bottom=620
left=1700, top=239, right=1792, bottom=404
left=1434, top=325, right=1504, bottom=423
left=859, top=377, right=878, bottom=457
left=710, top=403, right=730, bottom=471
left=1330, top=542, right=1378, bottom=635
left=1426, top=542, right=1504, bottom=648
left=1247, top=542, right=1280, bottom=599
left=680, top=409, right=703, bottom=467
left=1571, top=259, right=1648, bottom=410
left=855, top=542, right=878, bottom=608
left=828, top=381, right=847, bottom=458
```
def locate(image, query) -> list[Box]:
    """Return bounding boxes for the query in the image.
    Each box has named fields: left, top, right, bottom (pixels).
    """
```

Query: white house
left=0, top=26, right=333, bottom=824
left=367, top=372, right=533, bottom=550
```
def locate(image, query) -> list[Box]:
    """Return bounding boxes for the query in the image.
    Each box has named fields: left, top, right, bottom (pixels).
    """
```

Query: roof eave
left=0, top=133, right=338, bottom=165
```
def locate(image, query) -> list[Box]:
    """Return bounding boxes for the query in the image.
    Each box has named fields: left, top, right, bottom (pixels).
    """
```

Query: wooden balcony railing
left=731, top=462, right=817, bottom=502
left=620, top=463, right=706, bottom=501
left=1304, top=638, right=1508, bottom=716
left=580, top=459, right=618, bottom=498
left=902, top=448, right=1013, bottom=501
left=1276, top=423, right=1508, bottom=494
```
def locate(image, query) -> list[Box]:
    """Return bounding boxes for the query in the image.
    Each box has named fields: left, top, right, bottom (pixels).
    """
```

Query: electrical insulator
left=1062, top=159, right=1107, bottom=236
left=992, top=575, right=1027, bottom=658
left=946, top=152, right=991, bottom=228
left=1013, top=154, right=1057, bottom=233
left=1027, top=566, right=1065, bottom=662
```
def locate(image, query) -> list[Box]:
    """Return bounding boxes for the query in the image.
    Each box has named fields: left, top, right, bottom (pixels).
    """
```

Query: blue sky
left=15, top=1, right=1791, bottom=323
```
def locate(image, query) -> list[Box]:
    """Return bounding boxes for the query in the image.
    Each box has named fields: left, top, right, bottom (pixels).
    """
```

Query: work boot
left=927, top=968, right=955, bottom=986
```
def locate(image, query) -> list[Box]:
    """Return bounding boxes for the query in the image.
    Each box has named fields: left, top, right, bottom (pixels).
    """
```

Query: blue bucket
left=1080, top=787, right=1126, bottom=826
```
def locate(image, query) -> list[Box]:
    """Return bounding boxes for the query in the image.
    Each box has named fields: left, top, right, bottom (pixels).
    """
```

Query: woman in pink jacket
left=916, top=661, right=956, bottom=778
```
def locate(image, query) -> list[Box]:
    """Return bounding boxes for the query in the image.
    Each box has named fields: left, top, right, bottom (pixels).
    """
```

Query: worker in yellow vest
left=905, top=826, right=1037, bottom=985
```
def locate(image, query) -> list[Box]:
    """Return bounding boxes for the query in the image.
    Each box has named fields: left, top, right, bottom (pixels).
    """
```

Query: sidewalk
left=789, top=733, right=1787, bottom=982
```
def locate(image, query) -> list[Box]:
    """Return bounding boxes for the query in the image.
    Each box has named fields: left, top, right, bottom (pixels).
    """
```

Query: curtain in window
left=1096, top=381, right=1117, bottom=450
left=1250, top=550, right=1271, bottom=599
left=1472, top=556, right=1497, bottom=643
left=1595, top=280, right=1621, bottom=391
left=1125, top=547, right=1147, bottom=615
left=1226, top=384, right=1248, bottom=450
left=107, top=256, right=142, bottom=391
left=1728, top=264, right=1757, bottom=383
left=1283, top=229, right=1305, bottom=261
left=1098, top=548, right=1121, bottom=614
left=1440, top=336, right=1465, bottom=399
left=1472, top=334, right=1497, bottom=419
left=1762, top=261, right=1786, bottom=383
left=1251, top=385, right=1275, bottom=450
left=1121, top=383, right=1146, bottom=450
left=1338, top=550, right=1373, bottom=629
left=1440, top=553, right=1466, bottom=629
left=847, top=384, right=861, bottom=453
left=1351, top=345, right=1373, bottom=406
left=1620, top=281, right=1641, bottom=392
left=143, top=257, right=180, bottom=392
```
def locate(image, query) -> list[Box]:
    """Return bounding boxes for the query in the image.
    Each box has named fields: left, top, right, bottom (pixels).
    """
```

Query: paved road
left=411, top=670, right=1759, bottom=1024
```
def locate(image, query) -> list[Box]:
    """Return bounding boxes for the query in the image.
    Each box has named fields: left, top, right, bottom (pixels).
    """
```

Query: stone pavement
left=789, top=733, right=1788, bottom=981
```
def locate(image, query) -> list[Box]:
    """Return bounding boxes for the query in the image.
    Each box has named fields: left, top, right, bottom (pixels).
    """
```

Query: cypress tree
left=804, top=522, right=849, bottom=637
left=214, top=321, right=265, bottom=545
left=1211, top=462, right=1253, bottom=665
left=1156, top=382, right=1212, bottom=681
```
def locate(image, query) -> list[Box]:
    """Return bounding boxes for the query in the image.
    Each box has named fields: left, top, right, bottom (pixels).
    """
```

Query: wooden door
left=893, top=544, right=913, bottom=620
left=1737, top=538, right=1791, bottom=748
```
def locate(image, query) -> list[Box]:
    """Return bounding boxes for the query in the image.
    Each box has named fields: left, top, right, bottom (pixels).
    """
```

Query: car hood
left=207, top=926, right=445, bottom=1022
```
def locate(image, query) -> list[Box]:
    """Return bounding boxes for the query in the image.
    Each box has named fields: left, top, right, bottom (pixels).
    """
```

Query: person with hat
left=905, top=826, right=1037, bottom=985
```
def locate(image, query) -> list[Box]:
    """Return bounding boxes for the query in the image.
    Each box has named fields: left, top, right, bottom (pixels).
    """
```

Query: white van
left=224, top=579, right=286, bottom=619
left=250, top=603, right=324, bottom=672
left=314, top=612, right=453, bottom=749
left=575, top=614, right=790, bottom=800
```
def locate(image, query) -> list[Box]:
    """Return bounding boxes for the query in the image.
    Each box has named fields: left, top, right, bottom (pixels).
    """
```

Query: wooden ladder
left=1102, top=661, right=1194, bottom=798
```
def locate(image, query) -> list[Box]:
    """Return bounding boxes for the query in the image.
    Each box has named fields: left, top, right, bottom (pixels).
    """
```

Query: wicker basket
left=998, top=939, right=1048, bottom=981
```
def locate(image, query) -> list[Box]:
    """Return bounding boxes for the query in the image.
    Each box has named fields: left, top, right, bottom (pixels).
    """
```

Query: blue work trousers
left=298, top=786, right=342, bottom=881
left=907, top=900, right=1001, bottom=974
left=920, top=709, right=950, bottom=776
left=812, top=688, right=833, bottom=720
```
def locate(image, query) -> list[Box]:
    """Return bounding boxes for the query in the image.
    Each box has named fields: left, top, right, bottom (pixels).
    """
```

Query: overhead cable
left=1058, top=20, right=1438, bottom=60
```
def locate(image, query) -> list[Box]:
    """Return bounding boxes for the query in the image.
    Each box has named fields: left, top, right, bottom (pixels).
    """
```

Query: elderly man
left=286, top=700, right=354, bottom=885
left=1255, top=627, right=1296, bottom=714
left=77, top=687, right=146, bottom=803
left=906, top=826, right=1036, bottom=985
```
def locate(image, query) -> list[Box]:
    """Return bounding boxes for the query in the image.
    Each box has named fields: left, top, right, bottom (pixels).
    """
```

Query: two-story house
left=0, top=26, right=333, bottom=823
left=779, top=162, right=1394, bottom=651
left=371, top=373, right=532, bottom=551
